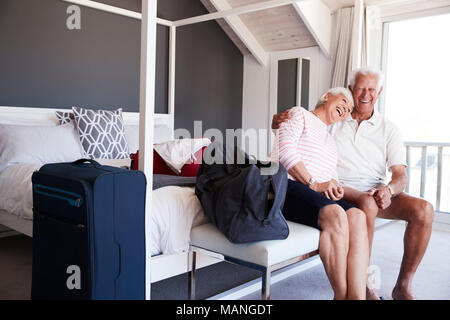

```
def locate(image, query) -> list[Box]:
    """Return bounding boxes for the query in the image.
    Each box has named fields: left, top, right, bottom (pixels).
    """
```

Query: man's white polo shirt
left=329, top=110, right=407, bottom=192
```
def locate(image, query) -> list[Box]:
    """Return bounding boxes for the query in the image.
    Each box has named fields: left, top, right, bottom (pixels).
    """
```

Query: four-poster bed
left=1, top=0, right=321, bottom=300
left=58, top=0, right=319, bottom=300
left=2, top=0, right=382, bottom=300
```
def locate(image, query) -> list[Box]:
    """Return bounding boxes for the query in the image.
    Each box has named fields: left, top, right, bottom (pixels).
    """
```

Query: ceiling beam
left=61, top=0, right=173, bottom=26
left=62, top=0, right=141, bottom=19
left=173, top=0, right=302, bottom=27
left=208, top=0, right=268, bottom=66
left=293, top=0, right=332, bottom=59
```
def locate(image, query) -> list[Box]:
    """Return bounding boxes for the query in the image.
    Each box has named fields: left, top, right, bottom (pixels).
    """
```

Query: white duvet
left=150, top=186, right=208, bottom=255
left=0, top=163, right=208, bottom=256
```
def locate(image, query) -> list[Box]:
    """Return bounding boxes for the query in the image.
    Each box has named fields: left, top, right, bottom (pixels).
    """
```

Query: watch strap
left=387, top=185, right=395, bottom=197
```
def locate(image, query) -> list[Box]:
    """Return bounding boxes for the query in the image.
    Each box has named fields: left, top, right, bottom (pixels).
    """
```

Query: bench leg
left=188, top=250, right=197, bottom=300
left=261, top=268, right=271, bottom=300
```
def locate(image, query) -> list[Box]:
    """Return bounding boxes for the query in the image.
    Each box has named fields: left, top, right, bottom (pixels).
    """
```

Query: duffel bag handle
left=72, top=159, right=101, bottom=167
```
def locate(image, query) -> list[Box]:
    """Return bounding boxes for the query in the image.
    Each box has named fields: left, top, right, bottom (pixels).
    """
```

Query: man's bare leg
left=345, top=208, right=369, bottom=300
left=343, top=187, right=379, bottom=300
left=344, top=187, right=434, bottom=300
left=377, top=193, right=434, bottom=300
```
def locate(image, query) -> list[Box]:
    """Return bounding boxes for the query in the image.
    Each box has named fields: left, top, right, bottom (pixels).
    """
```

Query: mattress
left=0, top=163, right=208, bottom=256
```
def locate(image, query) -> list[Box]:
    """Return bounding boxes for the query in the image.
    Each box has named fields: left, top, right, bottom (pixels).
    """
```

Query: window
left=382, top=13, right=450, bottom=213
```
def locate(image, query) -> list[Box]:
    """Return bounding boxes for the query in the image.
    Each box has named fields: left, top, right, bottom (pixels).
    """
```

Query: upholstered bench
left=188, top=218, right=394, bottom=300
left=188, top=221, right=320, bottom=300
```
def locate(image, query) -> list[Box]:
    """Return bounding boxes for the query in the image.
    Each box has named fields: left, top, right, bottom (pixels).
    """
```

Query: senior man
left=272, top=67, right=434, bottom=300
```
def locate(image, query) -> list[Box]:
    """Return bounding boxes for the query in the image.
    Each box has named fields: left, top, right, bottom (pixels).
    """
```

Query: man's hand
left=272, top=110, right=292, bottom=130
left=311, top=179, right=344, bottom=201
left=369, top=186, right=392, bottom=210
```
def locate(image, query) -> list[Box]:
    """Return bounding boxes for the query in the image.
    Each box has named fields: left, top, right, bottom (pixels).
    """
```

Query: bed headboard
left=0, top=106, right=174, bottom=137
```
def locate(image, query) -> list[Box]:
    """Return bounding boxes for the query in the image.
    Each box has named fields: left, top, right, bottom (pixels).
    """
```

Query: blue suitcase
left=31, top=159, right=146, bottom=300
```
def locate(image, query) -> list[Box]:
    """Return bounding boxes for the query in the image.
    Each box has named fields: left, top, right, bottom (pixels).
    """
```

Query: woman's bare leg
left=318, top=204, right=349, bottom=300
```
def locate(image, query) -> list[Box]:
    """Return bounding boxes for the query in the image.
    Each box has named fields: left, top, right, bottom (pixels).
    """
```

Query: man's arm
left=272, top=110, right=292, bottom=130
left=372, top=165, right=408, bottom=209
left=388, top=165, right=408, bottom=195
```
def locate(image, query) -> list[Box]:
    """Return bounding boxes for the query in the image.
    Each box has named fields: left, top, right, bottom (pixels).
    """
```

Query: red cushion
left=130, top=151, right=139, bottom=171
left=130, top=146, right=206, bottom=177
left=153, top=150, right=177, bottom=175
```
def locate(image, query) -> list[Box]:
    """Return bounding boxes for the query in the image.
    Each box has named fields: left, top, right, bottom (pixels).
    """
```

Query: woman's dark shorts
left=282, top=179, right=358, bottom=231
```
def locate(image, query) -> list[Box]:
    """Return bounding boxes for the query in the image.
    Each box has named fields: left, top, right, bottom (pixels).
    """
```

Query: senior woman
left=275, top=87, right=369, bottom=300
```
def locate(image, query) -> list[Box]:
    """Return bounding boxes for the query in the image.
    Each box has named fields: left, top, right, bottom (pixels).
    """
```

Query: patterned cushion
left=72, top=107, right=129, bottom=159
left=55, top=111, right=75, bottom=125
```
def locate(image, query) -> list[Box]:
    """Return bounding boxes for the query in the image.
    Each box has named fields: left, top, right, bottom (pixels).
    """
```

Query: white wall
left=317, top=50, right=333, bottom=101
left=242, top=54, right=271, bottom=136
left=242, top=47, right=332, bottom=132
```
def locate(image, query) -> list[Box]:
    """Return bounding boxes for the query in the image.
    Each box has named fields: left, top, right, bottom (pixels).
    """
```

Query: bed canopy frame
left=60, top=0, right=307, bottom=300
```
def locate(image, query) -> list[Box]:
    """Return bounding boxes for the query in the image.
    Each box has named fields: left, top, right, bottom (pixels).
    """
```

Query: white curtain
left=361, top=11, right=368, bottom=68
left=331, top=7, right=368, bottom=88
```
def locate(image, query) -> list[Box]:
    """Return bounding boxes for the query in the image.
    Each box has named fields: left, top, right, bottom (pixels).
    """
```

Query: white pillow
left=154, top=138, right=211, bottom=174
left=0, top=124, right=84, bottom=172
left=124, top=125, right=139, bottom=154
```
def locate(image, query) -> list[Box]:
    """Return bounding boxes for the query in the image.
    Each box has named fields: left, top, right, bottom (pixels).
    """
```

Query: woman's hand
left=288, top=162, right=343, bottom=201
left=311, top=179, right=344, bottom=201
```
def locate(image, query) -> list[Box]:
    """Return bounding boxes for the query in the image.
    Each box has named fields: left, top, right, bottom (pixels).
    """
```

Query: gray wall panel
left=0, top=0, right=243, bottom=134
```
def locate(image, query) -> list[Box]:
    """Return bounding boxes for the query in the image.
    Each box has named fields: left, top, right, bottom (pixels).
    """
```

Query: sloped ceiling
left=200, top=0, right=317, bottom=54
left=235, top=3, right=317, bottom=52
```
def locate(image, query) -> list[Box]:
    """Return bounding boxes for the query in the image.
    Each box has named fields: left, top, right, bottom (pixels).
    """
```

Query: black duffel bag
left=195, top=142, right=289, bottom=244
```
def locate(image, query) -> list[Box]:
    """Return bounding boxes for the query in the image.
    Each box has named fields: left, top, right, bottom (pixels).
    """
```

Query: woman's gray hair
left=348, top=67, right=385, bottom=90
left=315, top=87, right=354, bottom=108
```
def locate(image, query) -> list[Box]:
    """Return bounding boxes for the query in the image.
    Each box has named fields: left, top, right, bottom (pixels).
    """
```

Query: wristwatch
left=387, top=184, right=395, bottom=197
left=308, top=177, right=317, bottom=188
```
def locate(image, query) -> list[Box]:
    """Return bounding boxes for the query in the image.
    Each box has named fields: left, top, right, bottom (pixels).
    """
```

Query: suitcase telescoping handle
left=72, top=159, right=101, bottom=167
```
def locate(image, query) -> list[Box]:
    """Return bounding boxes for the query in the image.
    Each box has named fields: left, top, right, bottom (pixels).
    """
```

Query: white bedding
left=150, top=186, right=208, bottom=255
left=0, top=163, right=208, bottom=256
left=0, top=163, right=40, bottom=220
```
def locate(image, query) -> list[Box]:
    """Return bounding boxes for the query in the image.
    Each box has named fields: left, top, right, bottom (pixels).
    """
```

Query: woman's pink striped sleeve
left=277, top=109, right=305, bottom=171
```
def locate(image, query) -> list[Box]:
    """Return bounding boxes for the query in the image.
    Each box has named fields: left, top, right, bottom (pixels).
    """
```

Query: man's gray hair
left=348, top=67, right=385, bottom=91
left=315, top=87, right=354, bottom=108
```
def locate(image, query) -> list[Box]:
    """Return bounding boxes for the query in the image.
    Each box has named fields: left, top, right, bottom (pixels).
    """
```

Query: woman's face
left=323, top=93, right=353, bottom=125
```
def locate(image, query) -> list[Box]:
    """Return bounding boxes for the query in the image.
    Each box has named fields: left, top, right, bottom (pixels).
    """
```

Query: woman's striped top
left=276, top=106, right=338, bottom=183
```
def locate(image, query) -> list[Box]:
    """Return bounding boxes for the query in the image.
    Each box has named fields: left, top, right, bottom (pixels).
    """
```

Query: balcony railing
left=405, top=142, right=450, bottom=213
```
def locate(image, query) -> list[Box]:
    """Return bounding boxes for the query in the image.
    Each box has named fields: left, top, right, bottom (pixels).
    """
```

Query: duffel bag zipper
left=34, top=184, right=83, bottom=208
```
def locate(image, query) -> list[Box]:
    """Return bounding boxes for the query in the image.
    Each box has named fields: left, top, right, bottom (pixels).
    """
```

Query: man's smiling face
left=350, top=74, right=383, bottom=116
